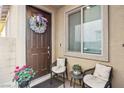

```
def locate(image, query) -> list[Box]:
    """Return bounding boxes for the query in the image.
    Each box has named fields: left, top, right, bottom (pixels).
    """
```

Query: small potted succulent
left=72, top=64, right=82, bottom=75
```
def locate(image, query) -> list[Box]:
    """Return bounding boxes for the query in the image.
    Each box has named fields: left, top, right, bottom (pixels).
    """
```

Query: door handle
left=48, top=51, right=50, bottom=59
left=48, top=51, right=50, bottom=55
left=48, top=46, right=50, bottom=59
left=48, top=46, right=50, bottom=49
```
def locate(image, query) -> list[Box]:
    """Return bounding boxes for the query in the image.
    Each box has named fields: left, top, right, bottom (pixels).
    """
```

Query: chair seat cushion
left=52, top=66, right=66, bottom=73
left=83, top=74, right=107, bottom=88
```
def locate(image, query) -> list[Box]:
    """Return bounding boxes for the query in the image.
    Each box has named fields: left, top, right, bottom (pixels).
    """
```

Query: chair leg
left=79, top=79, right=82, bottom=86
left=63, top=73, right=65, bottom=88
left=50, top=71, right=52, bottom=84
left=82, top=82, right=85, bottom=88
left=66, top=69, right=68, bottom=79
left=81, top=79, right=84, bottom=88
left=110, top=83, right=112, bottom=88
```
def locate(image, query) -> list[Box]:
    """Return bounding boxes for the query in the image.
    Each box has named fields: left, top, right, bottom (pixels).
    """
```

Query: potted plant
left=72, top=64, right=82, bottom=75
left=13, top=65, right=36, bottom=88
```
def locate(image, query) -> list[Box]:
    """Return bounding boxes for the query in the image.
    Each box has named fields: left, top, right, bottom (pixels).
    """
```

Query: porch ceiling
left=50, top=5, right=64, bottom=9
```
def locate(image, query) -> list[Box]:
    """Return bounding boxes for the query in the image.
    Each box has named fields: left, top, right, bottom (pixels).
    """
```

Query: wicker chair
left=50, top=57, right=68, bottom=88
left=83, top=63, right=113, bottom=88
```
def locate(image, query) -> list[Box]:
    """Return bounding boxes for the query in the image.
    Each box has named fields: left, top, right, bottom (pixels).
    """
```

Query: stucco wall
left=55, top=5, right=124, bottom=87
left=0, top=37, right=16, bottom=87
left=6, top=5, right=26, bottom=67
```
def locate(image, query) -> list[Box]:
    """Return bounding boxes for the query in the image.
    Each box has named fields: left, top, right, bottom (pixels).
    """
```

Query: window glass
left=83, top=5, right=102, bottom=54
left=68, top=11, right=81, bottom=52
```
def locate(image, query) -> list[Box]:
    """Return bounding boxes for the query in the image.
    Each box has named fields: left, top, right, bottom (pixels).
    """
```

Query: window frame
left=64, top=5, right=108, bottom=61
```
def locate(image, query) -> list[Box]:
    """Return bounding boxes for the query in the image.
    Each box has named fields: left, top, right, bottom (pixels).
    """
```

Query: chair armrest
left=51, top=61, right=57, bottom=68
left=104, top=80, right=111, bottom=88
left=83, top=67, right=95, bottom=76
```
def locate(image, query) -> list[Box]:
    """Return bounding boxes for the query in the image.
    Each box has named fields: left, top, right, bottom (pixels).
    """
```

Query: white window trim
left=64, top=5, right=108, bottom=62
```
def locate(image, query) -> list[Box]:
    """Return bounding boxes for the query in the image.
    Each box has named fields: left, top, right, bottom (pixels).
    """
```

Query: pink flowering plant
left=13, top=65, right=35, bottom=87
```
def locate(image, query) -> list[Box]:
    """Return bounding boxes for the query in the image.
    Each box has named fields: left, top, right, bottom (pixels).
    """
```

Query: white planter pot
left=73, top=71, right=81, bottom=75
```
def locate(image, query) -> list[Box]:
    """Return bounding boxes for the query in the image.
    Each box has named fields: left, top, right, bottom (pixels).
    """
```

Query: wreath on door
left=29, top=14, right=48, bottom=33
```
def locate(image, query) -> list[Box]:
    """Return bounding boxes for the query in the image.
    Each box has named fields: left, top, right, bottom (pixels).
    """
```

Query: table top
left=70, top=71, right=83, bottom=79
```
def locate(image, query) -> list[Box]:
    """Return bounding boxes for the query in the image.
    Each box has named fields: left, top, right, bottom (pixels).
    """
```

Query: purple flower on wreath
left=36, top=14, right=48, bottom=25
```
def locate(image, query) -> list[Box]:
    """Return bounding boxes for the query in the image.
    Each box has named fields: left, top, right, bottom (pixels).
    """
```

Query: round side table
left=70, top=71, right=83, bottom=88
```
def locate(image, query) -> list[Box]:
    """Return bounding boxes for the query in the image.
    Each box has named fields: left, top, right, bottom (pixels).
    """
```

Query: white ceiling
left=51, top=5, right=64, bottom=9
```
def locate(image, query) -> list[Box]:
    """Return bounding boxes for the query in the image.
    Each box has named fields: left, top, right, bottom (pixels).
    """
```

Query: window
left=65, top=5, right=108, bottom=61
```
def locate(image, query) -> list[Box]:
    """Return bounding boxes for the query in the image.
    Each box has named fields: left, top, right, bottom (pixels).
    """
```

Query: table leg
left=74, top=79, right=75, bottom=88
left=70, top=77, right=73, bottom=86
left=79, top=79, right=82, bottom=86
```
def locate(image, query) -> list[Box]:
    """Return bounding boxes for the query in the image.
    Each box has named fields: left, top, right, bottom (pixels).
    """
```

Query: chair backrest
left=57, top=58, right=67, bottom=67
left=93, top=63, right=112, bottom=81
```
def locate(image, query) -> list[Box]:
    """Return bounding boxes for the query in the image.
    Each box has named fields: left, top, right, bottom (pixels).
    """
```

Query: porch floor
left=58, top=80, right=82, bottom=88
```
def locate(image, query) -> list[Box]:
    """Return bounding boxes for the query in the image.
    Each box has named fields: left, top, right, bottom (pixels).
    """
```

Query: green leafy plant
left=72, top=64, right=82, bottom=72
left=13, top=65, right=35, bottom=87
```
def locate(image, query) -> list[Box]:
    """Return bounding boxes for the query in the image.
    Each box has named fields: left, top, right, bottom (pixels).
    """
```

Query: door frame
left=26, top=5, right=54, bottom=74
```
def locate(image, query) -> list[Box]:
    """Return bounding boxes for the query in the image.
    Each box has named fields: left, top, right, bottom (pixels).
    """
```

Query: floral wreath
left=29, top=14, right=48, bottom=33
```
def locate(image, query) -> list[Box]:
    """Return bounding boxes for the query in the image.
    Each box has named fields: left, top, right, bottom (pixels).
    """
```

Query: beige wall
left=55, top=5, right=124, bottom=88
left=0, top=37, right=16, bottom=86
left=6, top=5, right=26, bottom=67
left=0, top=6, right=24, bottom=87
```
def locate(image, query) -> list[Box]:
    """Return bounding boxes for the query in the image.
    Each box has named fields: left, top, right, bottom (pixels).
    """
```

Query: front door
left=26, top=6, right=51, bottom=78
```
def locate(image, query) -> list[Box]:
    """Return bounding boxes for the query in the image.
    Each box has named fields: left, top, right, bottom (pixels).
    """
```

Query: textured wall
left=55, top=5, right=124, bottom=87
left=0, top=37, right=16, bottom=87
left=6, top=5, right=26, bottom=67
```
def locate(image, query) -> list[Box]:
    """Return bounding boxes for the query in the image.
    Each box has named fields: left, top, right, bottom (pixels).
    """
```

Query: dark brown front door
left=26, top=6, right=51, bottom=78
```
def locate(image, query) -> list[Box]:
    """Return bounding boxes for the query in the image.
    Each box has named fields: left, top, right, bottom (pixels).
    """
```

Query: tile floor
left=58, top=80, right=82, bottom=88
